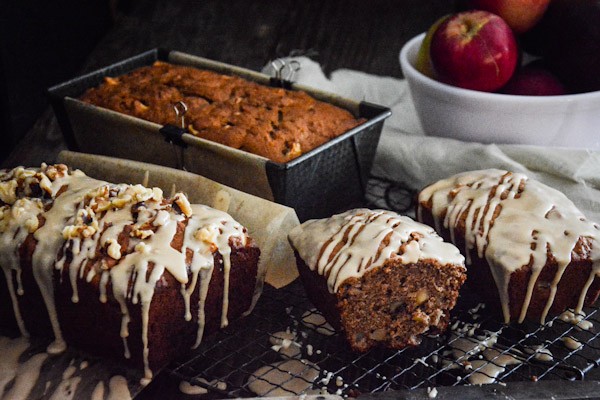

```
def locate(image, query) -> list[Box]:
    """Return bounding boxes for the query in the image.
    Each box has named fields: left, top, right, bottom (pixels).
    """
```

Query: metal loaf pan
left=48, top=49, right=391, bottom=221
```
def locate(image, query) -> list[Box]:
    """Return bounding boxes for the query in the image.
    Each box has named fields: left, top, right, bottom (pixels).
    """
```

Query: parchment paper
left=57, top=150, right=300, bottom=289
left=0, top=153, right=300, bottom=399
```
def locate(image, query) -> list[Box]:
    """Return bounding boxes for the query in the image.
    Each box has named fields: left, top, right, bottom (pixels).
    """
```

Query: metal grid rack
left=167, top=176, right=600, bottom=398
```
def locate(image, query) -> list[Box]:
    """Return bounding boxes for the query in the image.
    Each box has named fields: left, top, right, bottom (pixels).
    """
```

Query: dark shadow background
left=0, top=0, right=114, bottom=162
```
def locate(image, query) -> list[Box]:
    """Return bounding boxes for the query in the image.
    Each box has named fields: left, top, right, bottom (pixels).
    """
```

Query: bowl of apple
left=399, top=1, right=600, bottom=150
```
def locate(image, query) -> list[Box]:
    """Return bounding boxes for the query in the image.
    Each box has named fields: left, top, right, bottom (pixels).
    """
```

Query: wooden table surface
left=2, top=0, right=454, bottom=170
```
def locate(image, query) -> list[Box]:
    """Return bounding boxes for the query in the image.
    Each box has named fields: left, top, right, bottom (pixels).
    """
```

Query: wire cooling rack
left=166, top=176, right=600, bottom=398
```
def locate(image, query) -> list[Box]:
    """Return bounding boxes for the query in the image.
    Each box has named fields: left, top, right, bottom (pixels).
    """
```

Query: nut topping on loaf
left=0, top=164, right=258, bottom=383
left=289, top=209, right=466, bottom=352
left=418, top=169, right=600, bottom=324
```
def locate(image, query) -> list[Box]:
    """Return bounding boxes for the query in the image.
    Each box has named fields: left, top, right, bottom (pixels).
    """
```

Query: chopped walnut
left=106, top=239, right=122, bottom=260
left=194, top=225, right=218, bottom=244
left=87, top=185, right=110, bottom=201
left=151, top=187, right=163, bottom=202
left=62, top=225, right=79, bottom=239
left=14, top=167, right=36, bottom=180
left=24, top=216, right=39, bottom=233
left=111, top=194, right=132, bottom=209
left=153, top=210, right=170, bottom=227
left=173, top=193, right=193, bottom=217
left=81, top=225, right=97, bottom=238
left=76, top=208, right=95, bottom=226
left=11, top=205, right=25, bottom=219
left=135, top=242, right=152, bottom=255
left=129, top=185, right=157, bottom=203
left=131, top=228, right=154, bottom=239
left=38, top=174, right=53, bottom=195
left=0, top=180, right=18, bottom=204
left=62, top=220, right=98, bottom=239
left=42, top=164, right=69, bottom=180
left=86, top=184, right=161, bottom=214
left=104, top=76, right=119, bottom=85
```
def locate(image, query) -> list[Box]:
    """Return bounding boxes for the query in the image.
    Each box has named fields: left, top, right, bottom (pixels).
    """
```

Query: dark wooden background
left=0, top=0, right=455, bottom=169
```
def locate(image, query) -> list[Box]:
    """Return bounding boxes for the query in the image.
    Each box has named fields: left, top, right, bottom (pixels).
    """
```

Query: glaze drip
left=0, top=164, right=251, bottom=382
left=418, top=169, right=600, bottom=323
left=288, top=209, right=464, bottom=293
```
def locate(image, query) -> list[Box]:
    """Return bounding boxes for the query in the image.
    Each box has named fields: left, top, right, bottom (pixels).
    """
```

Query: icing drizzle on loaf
left=0, top=164, right=250, bottom=383
left=288, top=209, right=465, bottom=293
left=418, top=169, right=600, bottom=324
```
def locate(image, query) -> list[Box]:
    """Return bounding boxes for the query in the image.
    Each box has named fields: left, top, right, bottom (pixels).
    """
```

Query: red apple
left=500, top=63, right=567, bottom=95
left=465, top=0, right=550, bottom=34
left=430, top=10, right=518, bottom=92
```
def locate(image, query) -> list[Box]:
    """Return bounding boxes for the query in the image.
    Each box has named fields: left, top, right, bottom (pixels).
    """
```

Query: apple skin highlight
left=430, top=10, right=518, bottom=92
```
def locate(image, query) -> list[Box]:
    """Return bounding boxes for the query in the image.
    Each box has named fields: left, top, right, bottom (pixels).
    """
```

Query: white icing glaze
left=289, top=209, right=464, bottom=293
left=301, top=309, right=335, bottom=336
left=562, top=336, right=582, bottom=351
left=450, top=333, right=498, bottom=360
left=247, top=359, right=320, bottom=397
left=48, top=373, right=81, bottom=400
left=91, top=381, right=105, bottom=400
left=0, top=334, right=137, bottom=400
left=107, top=375, right=132, bottom=400
left=467, top=360, right=505, bottom=385
left=526, top=345, right=553, bottom=362
left=0, top=165, right=253, bottom=383
left=34, top=173, right=105, bottom=354
left=270, top=330, right=301, bottom=359
left=3, top=352, right=48, bottom=400
left=482, top=348, right=521, bottom=368
left=179, top=380, right=209, bottom=395
left=0, top=336, right=41, bottom=399
left=558, top=309, right=594, bottom=331
left=418, top=169, right=600, bottom=324
left=0, top=198, right=44, bottom=337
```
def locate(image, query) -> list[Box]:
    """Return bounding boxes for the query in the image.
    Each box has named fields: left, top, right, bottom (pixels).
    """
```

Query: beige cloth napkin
left=264, top=57, right=600, bottom=222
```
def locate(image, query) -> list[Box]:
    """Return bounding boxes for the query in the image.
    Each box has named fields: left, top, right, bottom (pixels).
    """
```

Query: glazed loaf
left=0, top=164, right=260, bottom=382
left=288, top=209, right=466, bottom=352
left=79, top=61, right=365, bottom=163
left=417, top=169, right=600, bottom=324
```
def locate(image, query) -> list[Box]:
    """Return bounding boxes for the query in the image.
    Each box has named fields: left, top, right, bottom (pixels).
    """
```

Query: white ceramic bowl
left=399, top=33, right=600, bottom=150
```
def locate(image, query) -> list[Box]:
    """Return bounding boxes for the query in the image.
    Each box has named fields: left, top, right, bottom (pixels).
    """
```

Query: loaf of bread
left=79, top=61, right=365, bottom=163
left=417, top=169, right=600, bottom=324
left=0, top=164, right=260, bottom=383
left=288, top=209, right=466, bottom=352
